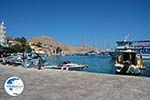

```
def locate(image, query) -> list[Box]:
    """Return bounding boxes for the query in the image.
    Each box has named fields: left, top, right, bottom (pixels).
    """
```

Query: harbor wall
left=0, top=65, right=150, bottom=100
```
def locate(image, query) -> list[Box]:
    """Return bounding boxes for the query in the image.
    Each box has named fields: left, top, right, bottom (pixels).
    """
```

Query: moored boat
left=114, top=50, right=145, bottom=75
left=45, top=61, right=88, bottom=71
left=110, top=40, right=150, bottom=60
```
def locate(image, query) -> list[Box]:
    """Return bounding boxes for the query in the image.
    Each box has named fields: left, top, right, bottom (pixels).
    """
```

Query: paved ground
left=0, top=65, right=150, bottom=100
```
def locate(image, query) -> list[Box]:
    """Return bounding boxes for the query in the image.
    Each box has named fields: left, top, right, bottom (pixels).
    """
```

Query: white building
left=0, top=20, right=8, bottom=47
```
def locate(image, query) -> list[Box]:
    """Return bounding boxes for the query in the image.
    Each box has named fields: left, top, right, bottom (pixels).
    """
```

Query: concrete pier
left=0, top=65, right=150, bottom=100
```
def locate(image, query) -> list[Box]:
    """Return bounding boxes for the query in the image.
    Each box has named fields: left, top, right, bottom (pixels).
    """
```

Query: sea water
left=47, top=55, right=150, bottom=77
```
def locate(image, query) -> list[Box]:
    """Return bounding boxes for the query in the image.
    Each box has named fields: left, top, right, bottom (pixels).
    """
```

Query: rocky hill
left=29, top=36, right=68, bottom=48
left=29, top=36, right=95, bottom=53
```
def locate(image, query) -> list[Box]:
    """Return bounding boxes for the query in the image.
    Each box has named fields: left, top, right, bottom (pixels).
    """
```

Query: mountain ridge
left=29, top=36, right=95, bottom=53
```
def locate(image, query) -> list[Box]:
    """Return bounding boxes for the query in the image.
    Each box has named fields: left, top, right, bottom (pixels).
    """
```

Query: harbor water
left=47, top=55, right=150, bottom=77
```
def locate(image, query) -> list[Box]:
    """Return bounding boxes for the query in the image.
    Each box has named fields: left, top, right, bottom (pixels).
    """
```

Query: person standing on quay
left=37, top=54, right=42, bottom=70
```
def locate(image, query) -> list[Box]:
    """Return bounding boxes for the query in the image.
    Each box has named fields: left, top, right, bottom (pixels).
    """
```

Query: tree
left=6, top=44, right=32, bottom=53
left=5, top=37, right=32, bottom=53
left=35, top=42, right=42, bottom=47
left=6, top=44, right=21, bottom=53
left=56, top=47, right=62, bottom=53
left=15, top=37, right=27, bottom=46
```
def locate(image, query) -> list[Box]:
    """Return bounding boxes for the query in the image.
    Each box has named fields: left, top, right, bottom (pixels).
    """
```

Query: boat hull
left=45, top=64, right=88, bottom=71
left=110, top=52, right=150, bottom=60
left=115, top=64, right=143, bottom=75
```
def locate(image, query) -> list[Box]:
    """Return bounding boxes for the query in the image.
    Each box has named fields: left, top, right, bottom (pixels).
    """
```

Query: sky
left=0, top=0, right=150, bottom=48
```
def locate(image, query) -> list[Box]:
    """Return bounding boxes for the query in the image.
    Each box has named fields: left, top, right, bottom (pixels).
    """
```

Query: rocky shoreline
left=0, top=65, right=150, bottom=100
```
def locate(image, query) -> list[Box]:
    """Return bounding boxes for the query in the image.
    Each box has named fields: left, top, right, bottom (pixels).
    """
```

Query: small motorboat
left=114, top=50, right=145, bottom=75
left=45, top=61, right=88, bottom=71
left=1, top=56, right=22, bottom=66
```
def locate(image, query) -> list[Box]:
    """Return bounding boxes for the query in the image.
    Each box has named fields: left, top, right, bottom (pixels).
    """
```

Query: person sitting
left=116, top=55, right=123, bottom=64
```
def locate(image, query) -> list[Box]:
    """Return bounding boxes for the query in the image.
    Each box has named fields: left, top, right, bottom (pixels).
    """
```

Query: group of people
left=116, top=53, right=142, bottom=66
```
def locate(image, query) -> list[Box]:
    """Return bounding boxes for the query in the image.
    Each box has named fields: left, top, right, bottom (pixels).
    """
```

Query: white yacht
left=110, top=40, right=150, bottom=60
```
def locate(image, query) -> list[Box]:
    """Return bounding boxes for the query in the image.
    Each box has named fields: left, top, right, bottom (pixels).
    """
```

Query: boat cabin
left=115, top=50, right=144, bottom=74
left=116, top=50, right=142, bottom=66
